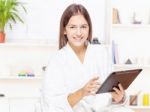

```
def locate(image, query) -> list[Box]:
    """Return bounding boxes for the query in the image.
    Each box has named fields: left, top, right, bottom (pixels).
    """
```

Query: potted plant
left=0, top=0, right=27, bottom=43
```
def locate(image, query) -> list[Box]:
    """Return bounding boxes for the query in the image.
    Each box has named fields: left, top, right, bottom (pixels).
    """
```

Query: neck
left=68, top=43, right=88, bottom=64
left=69, top=43, right=87, bottom=55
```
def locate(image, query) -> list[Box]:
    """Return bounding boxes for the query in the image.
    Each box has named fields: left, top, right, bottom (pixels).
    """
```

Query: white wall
left=5, top=0, right=108, bottom=44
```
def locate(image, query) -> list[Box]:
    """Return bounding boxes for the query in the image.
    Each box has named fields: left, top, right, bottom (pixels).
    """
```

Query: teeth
left=74, top=37, right=82, bottom=41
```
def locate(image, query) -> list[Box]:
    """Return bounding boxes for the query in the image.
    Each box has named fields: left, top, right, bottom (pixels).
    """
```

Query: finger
left=89, top=88, right=98, bottom=95
left=90, top=81, right=100, bottom=86
left=113, top=87, right=124, bottom=101
left=88, top=83, right=101, bottom=89
left=90, top=91, right=96, bottom=95
left=88, top=85, right=100, bottom=89
left=90, top=89, right=96, bottom=93
left=118, top=83, right=124, bottom=92
left=90, top=76, right=99, bottom=82
left=110, top=92, right=118, bottom=100
left=113, top=87, right=120, bottom=95
left=88, top=84, right=100, bottom=92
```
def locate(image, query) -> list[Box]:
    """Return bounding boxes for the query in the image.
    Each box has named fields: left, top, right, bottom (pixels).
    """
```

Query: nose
left=76, top=27, right=82, bottom=36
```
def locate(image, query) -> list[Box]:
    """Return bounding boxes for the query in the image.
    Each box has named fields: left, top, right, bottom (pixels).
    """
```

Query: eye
left=81, top=25, right=88, bottom=29
left=68, top=26, right=77, bottom=29
left=70, top=26, right=76, bottom=29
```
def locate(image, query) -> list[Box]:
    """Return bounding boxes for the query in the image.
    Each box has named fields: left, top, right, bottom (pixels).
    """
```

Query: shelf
left=113, top=64, right=150, bottom=69
left=127, top=106, right=150, bottom=109
left=0, top=42, right=58, bottom=48
left=0, top=76, right=42, bottom=80
left=0, top=96, right=40, bottom=99
left=113, top=64, right=150, bottom=72
left=112, top=24, right=150, bottom=29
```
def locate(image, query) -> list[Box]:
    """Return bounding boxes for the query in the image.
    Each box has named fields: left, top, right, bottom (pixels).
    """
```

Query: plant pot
left=0, top=32, right=5, bottom=43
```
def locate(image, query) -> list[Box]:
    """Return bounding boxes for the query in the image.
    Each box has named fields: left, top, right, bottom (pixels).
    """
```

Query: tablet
left=96, top=69, right=142, bottom=94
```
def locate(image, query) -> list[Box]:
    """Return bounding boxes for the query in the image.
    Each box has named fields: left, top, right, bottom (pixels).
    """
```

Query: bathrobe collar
left=64, top=42, right=90, bottom=65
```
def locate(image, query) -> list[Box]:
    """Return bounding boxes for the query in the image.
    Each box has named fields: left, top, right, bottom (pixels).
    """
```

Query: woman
left=42, top=3, right=133, bottom=112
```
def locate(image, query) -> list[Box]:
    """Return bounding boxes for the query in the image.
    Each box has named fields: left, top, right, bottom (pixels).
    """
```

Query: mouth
left=73, top=36, right=83, bottom=41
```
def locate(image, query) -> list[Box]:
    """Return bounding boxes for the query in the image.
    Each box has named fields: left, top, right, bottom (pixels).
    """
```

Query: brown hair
left=59, top=3, right=92, bottom=49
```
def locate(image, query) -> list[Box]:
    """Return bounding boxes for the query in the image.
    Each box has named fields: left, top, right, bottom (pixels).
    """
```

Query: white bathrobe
left=41, top=43, right=133, bottom=112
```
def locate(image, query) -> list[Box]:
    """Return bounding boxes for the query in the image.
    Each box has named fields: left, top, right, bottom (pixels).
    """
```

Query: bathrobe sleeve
left=41, top=54, right=73, bottom=112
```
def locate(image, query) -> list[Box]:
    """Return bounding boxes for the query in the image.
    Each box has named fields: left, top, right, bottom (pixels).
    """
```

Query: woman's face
left=64, top=14, right=89, bottom=47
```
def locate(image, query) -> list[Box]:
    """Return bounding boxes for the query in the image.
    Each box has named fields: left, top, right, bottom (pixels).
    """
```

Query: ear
left=64, top=30, right=67, bottom=35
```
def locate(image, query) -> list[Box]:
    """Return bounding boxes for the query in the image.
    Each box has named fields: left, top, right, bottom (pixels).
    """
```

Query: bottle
left=143, top=93, right=149, bottom=106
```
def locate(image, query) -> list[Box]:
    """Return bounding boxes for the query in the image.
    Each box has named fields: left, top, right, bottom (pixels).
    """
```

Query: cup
left=129, top=95, right=138, bottom=105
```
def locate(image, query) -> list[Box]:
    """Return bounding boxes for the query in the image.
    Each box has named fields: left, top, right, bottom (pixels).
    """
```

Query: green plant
left=0, top=0, right=27, bottom=32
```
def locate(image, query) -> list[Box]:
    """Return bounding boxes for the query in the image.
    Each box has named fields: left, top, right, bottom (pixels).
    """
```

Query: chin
left=73, top=42, right=85, bottom=47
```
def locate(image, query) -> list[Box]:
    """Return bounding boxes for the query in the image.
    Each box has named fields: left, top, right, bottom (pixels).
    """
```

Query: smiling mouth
left=73, top=36, right=83, bottom=41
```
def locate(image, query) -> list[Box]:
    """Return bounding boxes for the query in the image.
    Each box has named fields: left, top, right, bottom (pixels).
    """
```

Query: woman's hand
left=68, top=76, right=100, bottom=107
left=111, top=83, right=125, bottom=103
left=80, top=76, right=101, bottom=97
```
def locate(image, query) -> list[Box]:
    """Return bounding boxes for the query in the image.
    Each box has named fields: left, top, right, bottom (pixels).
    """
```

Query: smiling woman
left=59, top=4, right=92, bottom=49
left=41, top=3, right=133, bottom=112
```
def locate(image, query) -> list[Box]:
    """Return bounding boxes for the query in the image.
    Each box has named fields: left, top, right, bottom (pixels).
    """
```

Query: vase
left=0, top=32, right=5, bottom=43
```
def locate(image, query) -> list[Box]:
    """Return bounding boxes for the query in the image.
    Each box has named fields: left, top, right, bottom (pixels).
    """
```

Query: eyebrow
left=67, top=24, right=88, bottom=26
